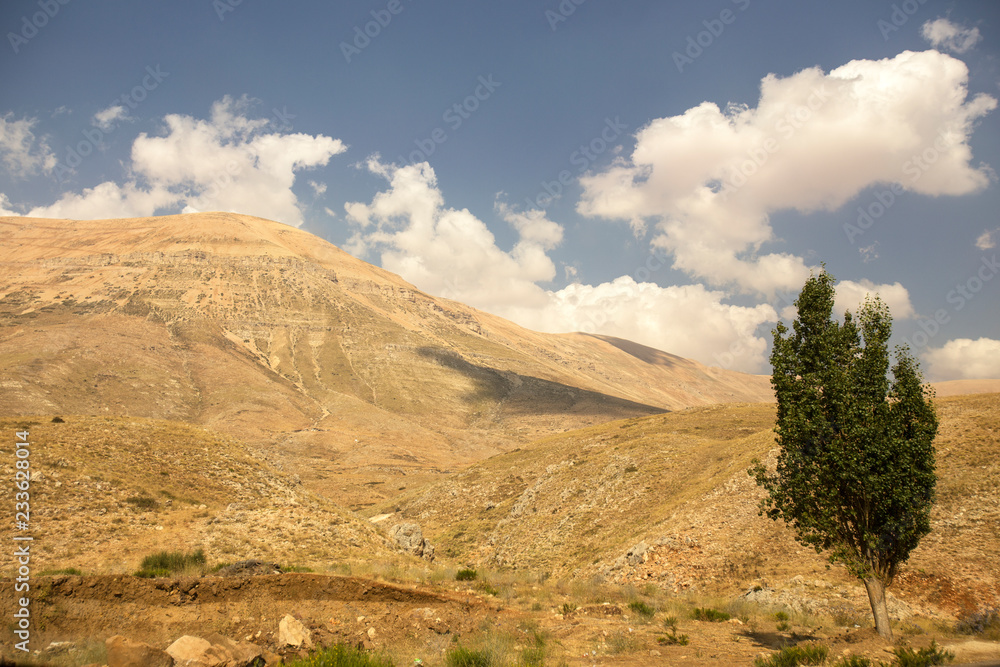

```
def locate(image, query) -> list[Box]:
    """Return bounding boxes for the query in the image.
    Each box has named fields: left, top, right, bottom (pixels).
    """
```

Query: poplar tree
left=751, top=269, right=938, bottom=639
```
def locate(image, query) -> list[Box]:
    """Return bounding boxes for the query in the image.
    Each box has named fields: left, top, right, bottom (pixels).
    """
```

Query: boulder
left=105, top=635, right=173, bottom=667
left=278, top=614, right=313, bottom=649
left=204, top=634, right=265, bottom=667
left=626, top=541, right=648, bottom=566
left=165, top=635, right=231, bottom=667
left=389, top=522, right=435, bottom=561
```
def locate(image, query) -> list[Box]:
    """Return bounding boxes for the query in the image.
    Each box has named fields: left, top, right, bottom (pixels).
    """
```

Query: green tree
left=750, top=269, right=938, bottom=639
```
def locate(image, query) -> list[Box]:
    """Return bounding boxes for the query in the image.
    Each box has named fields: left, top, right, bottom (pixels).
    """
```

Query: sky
left=1, top=0, right=998, bottom=381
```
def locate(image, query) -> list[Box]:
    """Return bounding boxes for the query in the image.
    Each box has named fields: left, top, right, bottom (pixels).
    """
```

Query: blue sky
left=1, top=0, right=998, bottom=380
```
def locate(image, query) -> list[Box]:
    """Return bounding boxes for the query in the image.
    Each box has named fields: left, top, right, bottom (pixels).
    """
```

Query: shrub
left=456, top=568, right=478, bottom=581
left=956, top=606, right=1000, bottom=640
left=657, top=631, right=689, bottom=646
left=753, top=644, right=830, bottom=667
left=774, top=611, right=790, bottom=621
left=135, top=548, right=206, bottom=577
left=561, top=602, right=577, bottom=615
left=628, top=600, right=655, bottom=619
left=891, top=641, right=954, bottom=667
left=692, top=607, right=730, bottom=622
left=754, top=644, right=829, bottom=667
left=51, top=416, right=65, bottom=423
left=445, top=646, right=490, bottom=667
left=285, top=643, right=395, bottom=667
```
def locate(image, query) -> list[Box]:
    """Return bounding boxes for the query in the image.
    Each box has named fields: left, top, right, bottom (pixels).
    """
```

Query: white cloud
left=23, top=96, right=347, bottom=226
left=92, top=105, right=130, bottom=132
left=345, top=159, right=559, bottom=310
left=0, top=113, right=57, bottom=177
left=976, top=228, right=997, bottom=250
left=578, top=50, right=997, bottom=295
left=922, top=18, right=982, bottom=54
left=309, top=180, right=328, bottom=196
left=0, top=193, right=20, bottom=216
left=924, top=338, right=1000, bottom=380
left=27, top=181, right=177, bottom=220
left=834, top=280, right=915, bottom=320
left=346, top=159, right=777, bottom=371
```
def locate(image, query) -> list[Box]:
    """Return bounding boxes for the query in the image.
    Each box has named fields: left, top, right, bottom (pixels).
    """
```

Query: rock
left=165, top=635, right=228, bottom=667
left=367, top=627, right=377, bottom=639
left=278, top=614, right=313, bottom=649
left=204, top=633, right=265, bottom=666
left=626, top=541, right=648, bottom=566
left=106, top=635, right=173, bottom=667
left=389, top=523, right=435, bottom=560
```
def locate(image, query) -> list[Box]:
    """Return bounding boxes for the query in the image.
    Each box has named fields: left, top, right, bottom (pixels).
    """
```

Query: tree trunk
left=863, top=577, right=893, bottom=639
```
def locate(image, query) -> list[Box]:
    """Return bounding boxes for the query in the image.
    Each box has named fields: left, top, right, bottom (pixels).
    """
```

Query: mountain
left=0, top=212, right=772, bottom=505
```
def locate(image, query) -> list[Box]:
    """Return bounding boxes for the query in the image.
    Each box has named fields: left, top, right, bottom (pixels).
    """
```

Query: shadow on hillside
left=584, top=333, right=688, bottom=369
left=415, top=346, right=666, bottom=418
left=739, top=630, right=800, bottom=650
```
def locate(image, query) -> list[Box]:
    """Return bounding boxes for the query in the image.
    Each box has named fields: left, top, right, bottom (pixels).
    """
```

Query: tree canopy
left=751, top=269, right=938, bottom=638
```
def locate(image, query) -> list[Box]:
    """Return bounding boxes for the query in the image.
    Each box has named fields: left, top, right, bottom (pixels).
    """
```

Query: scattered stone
left=105, top=635, right=173, bottom=667
left=278, top=614, right=313, bottom=649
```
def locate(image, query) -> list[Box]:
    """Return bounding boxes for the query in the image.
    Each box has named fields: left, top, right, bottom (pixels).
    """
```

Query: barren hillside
left=378, top=393, right=1000, bottom=618
left=0, top=213, right=772, bottom=505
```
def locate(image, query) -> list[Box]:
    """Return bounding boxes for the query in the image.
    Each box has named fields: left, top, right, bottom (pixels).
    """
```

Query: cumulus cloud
left=345, top=159, right=777, bottom=371
left=0, top=193, right=20, bottom=216
left=976, top=228, right=997, bottom=250
left=833, top=280, right=915, bottom=320
left=309, top=180, right=327, bottom=196
left=924, top=338, right=1000, bottom=380
left=345, top=159, right=559, bottom=310
left=92, top=105, right=130, bottom=132
left=578, top=50, right=997, bottom=295
left=23, top=96, right=347, bottom=226
left=922, top=18, right=982, bottom=54
left=0, top=113, right=57, bottom=177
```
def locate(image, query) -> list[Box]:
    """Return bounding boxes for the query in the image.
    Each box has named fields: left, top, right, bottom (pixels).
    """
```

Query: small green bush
left=692, top=607, right=731, bottom=622
left=754, top=644, right=829, bottom=667
left=456, top=568, right=478, bottom=581
left=285, top=643, right=395, bottom=667
left=445, top=646, right=490, bottom=667
left=657, top=631, right=689, bottom=646
left=774, top=611, right=790, bottom=621
left=134, top=548, right=206, bottom=577
left=628, top=600, right=655, bottom=619
left=892, top=641, right=954, bottom=667
left=561, top=602, right=578, bottom=615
